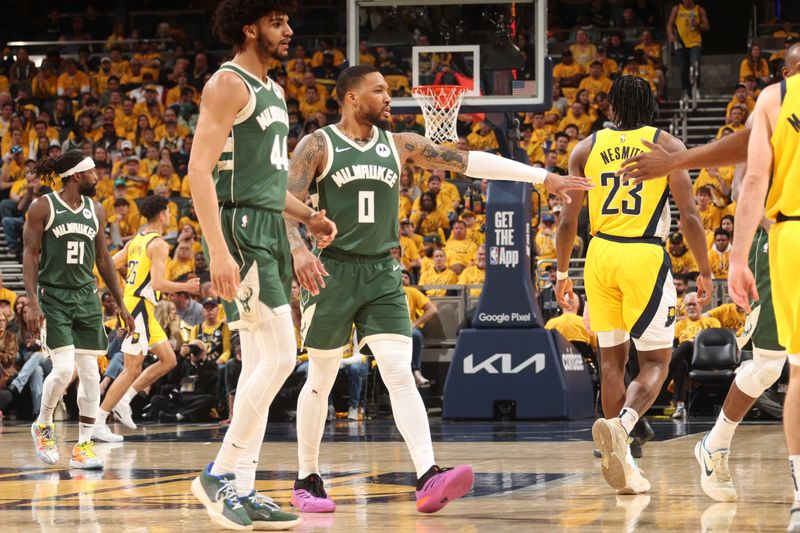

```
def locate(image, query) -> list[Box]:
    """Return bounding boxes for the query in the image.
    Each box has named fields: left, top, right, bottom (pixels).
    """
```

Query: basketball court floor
left=0, top=418, right=792, bottom=531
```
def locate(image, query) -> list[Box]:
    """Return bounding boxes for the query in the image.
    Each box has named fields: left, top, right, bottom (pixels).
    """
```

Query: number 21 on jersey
left=600, top=172, right=642, bottom=215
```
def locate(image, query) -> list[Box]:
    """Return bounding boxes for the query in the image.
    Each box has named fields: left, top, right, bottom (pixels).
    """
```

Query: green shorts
left=39, top=283, right=106, bottom=355
left=301, top=249, right=411, bottom=353
left=211, top=206, right=293, bottom=328
left=749, top=227, right=783, bottom=351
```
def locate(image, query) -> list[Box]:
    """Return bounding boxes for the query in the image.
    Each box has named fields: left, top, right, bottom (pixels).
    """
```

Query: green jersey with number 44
left=212, top=62, right=289, bottom=211
left=313, top=125, right=401, bottom=256
left=39, top=192, right=98, bottom=288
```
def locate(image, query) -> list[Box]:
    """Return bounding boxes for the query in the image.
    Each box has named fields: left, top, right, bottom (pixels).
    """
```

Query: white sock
left=617, top=407, right=640, bottom=435
left=38, top=351, right=76, bottom=425
left=370, top=339, right=435, bottom=478
left=78, top=422, right=94, bottom=443
left=96, top=408, right=109, bottom=426
left=791, top=456, right=800, bottom=504
left=122, top=386, right=137, bottom=404
left=296, top=350, right=343, bottom=480
left=211, top=311, right=295, bottom=476
left=705, top=410, right=740, bottom=451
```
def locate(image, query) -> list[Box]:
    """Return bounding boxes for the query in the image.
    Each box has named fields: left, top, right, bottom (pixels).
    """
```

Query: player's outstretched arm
left=730, top=83, right=781, bottom=312
left=285, top=130, right=330, bottom=295
left=555, top=138, right=590, bottom=306
left=94, top=201, right=135, bottom=332
left=618, top=128, right=751, bottom=183
left=395, top=132, right=592, bottom=203
left=187, top=72, right=248, bottom=301
left=149, top=238, right=200, bottom=295
left=660, top=132, right=713, bottom=306
left=22, top=197, right=48, bottom=338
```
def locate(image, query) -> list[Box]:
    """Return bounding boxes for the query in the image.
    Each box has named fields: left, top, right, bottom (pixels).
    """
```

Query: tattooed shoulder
left=288, top=131, right=327, bottom=194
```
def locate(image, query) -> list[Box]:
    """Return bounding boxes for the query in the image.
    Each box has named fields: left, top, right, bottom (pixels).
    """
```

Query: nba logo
left=489, top=247, right=500, bottom=265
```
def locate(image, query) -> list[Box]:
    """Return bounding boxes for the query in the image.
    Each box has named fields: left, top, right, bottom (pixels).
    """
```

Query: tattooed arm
left=394, top=132, right=592, bottom=203
left=285, top=130, right=333, bottom=295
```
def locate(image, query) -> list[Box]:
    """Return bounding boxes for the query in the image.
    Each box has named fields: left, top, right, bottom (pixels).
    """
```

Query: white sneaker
left=112, top=402, right=137, bottom=430
left=695, top=437, right=736, bottom=502
left=701, top=502, right=737, bottom=533
left=592, top=418, right=650, bottom=493
left=413, top=369, right=430, bottom=387
left=347, top=407, right=359, bottom=421
left=92, top=423, right=124, bottom=443
left=672, top=403, right=686, bottom=419
left=789, top=506, right=800, bottom=532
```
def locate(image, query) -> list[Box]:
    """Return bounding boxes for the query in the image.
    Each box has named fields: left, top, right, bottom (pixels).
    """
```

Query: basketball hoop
left=411, top=85, right=467, bottom=144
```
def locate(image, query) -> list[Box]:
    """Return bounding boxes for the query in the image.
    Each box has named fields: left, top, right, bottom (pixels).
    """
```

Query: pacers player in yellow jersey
left=556, top=76, right=712, bottom=494
left=729, top=68, right=800, bottom=532
left=91, top=195, right=200, bottom=442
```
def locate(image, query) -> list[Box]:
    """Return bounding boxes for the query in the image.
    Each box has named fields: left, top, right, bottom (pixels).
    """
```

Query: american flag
left=512, top=80, right=538, bottom=97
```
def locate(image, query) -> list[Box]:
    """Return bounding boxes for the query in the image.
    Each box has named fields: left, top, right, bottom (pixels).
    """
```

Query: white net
left=411, top=85, right=467, bottom=144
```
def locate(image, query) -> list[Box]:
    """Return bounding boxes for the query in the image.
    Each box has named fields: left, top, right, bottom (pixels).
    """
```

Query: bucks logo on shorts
left=313, top=125, right=401, bottom=256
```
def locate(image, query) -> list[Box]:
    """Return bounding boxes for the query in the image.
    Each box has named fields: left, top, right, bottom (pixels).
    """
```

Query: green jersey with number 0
left=39, top=192, right=98, bottom=288
left=313, top=125, right=401, bottom=255
left=211, top=62, right=289, bottom=211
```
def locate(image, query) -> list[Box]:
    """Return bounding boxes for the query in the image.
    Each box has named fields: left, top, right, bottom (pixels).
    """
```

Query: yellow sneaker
left=70, top=441, right=103, bottom=470
left=31, top=422, right=59, bottom=465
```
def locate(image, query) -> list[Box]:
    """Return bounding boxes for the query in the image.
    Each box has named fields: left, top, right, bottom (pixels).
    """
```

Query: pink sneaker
left=415, top=465, right=474, bottom=513
left=291, top=474, right=336, bottom=513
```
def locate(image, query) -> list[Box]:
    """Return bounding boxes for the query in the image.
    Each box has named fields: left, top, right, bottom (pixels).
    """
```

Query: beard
left=255, top=29, right=288, bottom=61
left=79, top=182, right=97, bottom=197
left=362, top=107, right=391, bottom=130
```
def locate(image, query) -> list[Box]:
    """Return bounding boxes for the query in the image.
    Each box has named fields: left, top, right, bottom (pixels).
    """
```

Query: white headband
left=59, top=157, right=95, bottom=178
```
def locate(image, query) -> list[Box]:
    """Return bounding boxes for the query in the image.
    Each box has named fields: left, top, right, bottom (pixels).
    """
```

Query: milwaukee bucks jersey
left=40, top=192, right=98, bottom=288
left=211, top=62, right=289, bottom=211
left=313, top=125, right=401, bottom=255
left=123, top=231, right=160, bottom=304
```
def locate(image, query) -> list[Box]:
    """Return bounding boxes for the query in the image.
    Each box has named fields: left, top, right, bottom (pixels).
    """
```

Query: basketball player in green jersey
left=285, top=65, right=592, bottom=514
left=617, top=46, right=800, bottom=511
left=187, top=1, right=335, bottom=530
left=25, top=151, right=134, bottom=469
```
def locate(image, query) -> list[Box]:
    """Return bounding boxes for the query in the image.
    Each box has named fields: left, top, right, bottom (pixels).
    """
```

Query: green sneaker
left=241, top=491, right=301, bottom=530
left=191, top=463, right=252, bottom=531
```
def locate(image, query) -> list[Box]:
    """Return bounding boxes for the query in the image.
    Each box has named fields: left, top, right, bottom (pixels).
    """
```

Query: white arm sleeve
left=465, top=151, right=549, bottom=185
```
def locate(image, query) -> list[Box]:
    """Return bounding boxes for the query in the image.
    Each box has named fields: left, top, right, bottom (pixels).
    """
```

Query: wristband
left=556, top=270, right=569, bottom=281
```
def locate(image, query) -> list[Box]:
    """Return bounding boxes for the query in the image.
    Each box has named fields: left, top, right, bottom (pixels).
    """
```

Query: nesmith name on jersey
left=255, top=106, right=289, bottom=131
left=331, top=165, right=399, bottom=188
left=52, top=223, right=97, bottom=239
left=599, top=145, right=644, bottom=165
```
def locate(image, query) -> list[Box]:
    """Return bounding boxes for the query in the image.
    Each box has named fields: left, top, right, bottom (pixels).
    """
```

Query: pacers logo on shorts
left=665, top=306, right=676, bottom=328
left=132, top=332, right=140, bottom=344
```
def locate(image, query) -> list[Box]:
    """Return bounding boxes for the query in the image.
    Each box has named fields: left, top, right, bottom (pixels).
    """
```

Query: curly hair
left=212, top=0, right=295, bottom=48
left=139, top=195, right=170, bottom=222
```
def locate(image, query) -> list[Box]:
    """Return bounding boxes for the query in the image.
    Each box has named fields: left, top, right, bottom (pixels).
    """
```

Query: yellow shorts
left=769, top=222, right=800, bottom=356
left=120, top=297, right=168, bottom=355
left=584, top=235, right=676, bottom=349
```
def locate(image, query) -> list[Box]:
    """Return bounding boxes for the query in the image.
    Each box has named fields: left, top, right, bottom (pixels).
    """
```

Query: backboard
left=347, top=0, right=550, bottom=113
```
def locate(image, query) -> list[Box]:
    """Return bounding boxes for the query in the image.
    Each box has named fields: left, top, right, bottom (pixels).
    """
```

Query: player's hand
left=616, top=140, right=675, bottom=184
left=184, top=277, right=201, bottom=295
left=555, top=277, right=575, bottom=307
left=292, top=246, right=329, bottom=296
left=25, top=303, right=44, bottom=339
left=209, top=249, right=241, bottom=302
left=695, top=272, right=713, bottom=308
left=120, top=309, right=136, bottom=335
left=307, top=209, right=337, bottom=249
left=544, top=173, right=593, bottom=204
left=728, top=260, right=758, bottom=313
